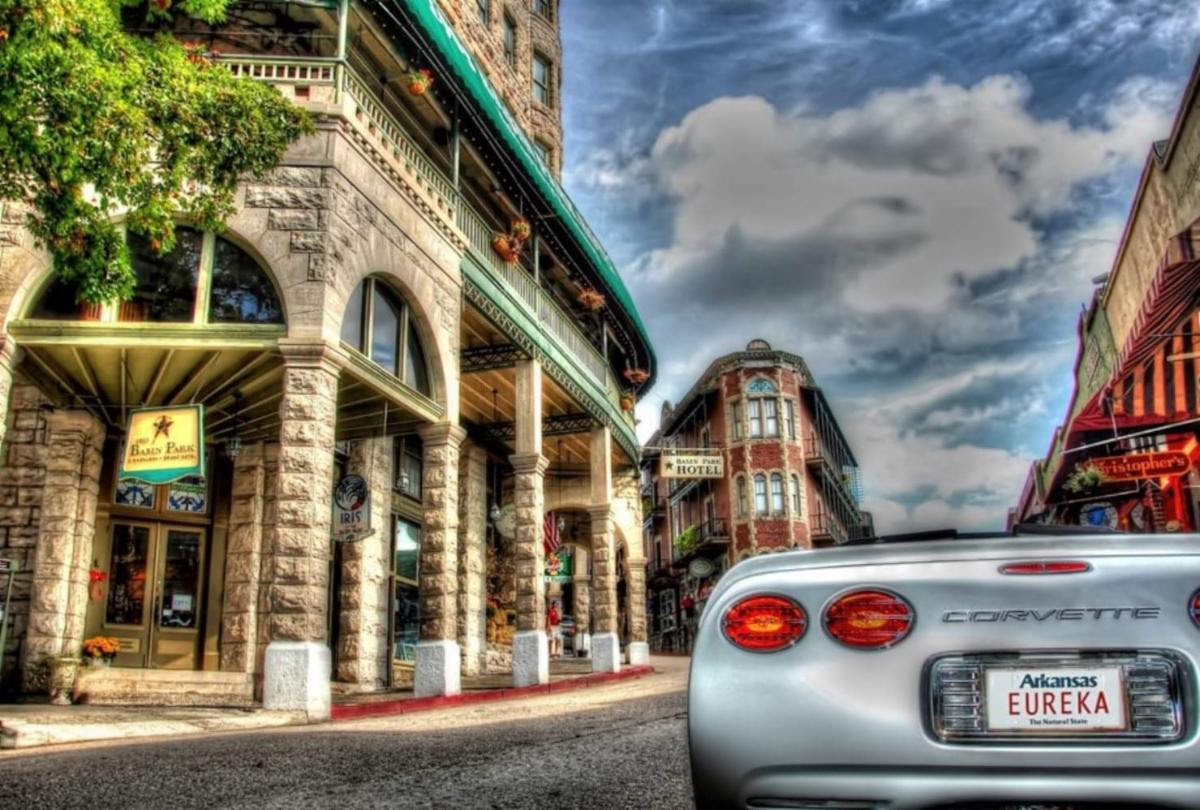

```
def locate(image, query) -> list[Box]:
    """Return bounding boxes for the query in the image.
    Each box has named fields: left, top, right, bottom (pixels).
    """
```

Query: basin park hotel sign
left=1013, top=52, right=1200, bottom=534
left=640, top=340, right=874, bottom=653
left=0, top=0, right=657, bottom=714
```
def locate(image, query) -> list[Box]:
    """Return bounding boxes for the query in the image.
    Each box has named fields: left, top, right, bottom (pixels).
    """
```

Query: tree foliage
left=0, top=0, right=313, bottom=302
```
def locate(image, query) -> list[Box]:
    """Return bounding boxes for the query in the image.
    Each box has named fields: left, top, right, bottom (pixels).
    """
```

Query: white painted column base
left=414, top=639, right=462, bottom=698
left=263, top=641, right=331, bottom=721
left=627, top=641, right=650, bottom=666
left=591, top=632, right=621, bottom=674
left=512, top=630, right=549, bottom=687
left=575, top=631, right=591, bottom=657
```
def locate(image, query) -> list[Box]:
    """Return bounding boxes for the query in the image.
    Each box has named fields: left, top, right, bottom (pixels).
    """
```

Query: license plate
left=985, top=666, right=1127, bottom=733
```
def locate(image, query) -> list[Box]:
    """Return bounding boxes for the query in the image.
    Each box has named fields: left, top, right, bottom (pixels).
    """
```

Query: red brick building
left=640, top=340, right=870, bottom=651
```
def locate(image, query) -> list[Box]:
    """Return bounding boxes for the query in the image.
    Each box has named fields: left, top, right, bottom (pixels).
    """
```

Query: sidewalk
left=0, top=660, right=659, bottom=750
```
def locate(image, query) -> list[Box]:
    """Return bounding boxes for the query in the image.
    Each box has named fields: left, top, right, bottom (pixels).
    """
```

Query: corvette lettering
left=941, top=606, right=1160, bottom=622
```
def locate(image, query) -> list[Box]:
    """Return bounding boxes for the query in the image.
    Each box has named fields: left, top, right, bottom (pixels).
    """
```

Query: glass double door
left=105, top=521, right=206, bottom=669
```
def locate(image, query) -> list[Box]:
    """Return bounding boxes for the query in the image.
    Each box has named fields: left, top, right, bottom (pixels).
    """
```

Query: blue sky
left=558, top=0, right=1200, bottom=533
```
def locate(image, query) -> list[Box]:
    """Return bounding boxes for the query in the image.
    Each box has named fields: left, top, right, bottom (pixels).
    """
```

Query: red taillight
left=722, top=595, right=807, bottom=652
left=824, top=589, right=914, bottom=649
left=1000, top=560, right=1091, bottom=575
left=1190, top=590, right=1200, bottom=627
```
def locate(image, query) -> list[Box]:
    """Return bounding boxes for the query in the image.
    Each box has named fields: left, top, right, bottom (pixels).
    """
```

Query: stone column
left=336, top=436, right=392, bottom=689
left=626, top=563, right=649, bottom=665
left=262, top=342, right=340, bottom=720
left=510, top=359, right=547, bottom=686
left=589, top=426, right=620, bottom=673
left=0, top=340, right=16, bottom=451
left=22, top=410, right=104, bottom=690
left=221, top=442, right=266, bottom=674
left=456, top=442, right=486, bottom=676
left=414, top=422, right=466, bottom=697
left=572, top=559, right=591, bottom=657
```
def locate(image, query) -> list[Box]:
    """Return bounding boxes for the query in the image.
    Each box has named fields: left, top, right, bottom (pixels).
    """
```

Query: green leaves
left=0, top=0, right=312, bottom=302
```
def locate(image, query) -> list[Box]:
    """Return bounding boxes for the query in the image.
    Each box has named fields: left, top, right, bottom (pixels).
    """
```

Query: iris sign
left=334, top=474, right=370, bottom=540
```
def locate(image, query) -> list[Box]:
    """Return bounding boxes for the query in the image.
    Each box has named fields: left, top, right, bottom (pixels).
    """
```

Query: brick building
left=1013, top=54, right=1200, bottom=534
left=0, top=0, right=654, bottom=715
left=640, top=340, right=869, bottom=651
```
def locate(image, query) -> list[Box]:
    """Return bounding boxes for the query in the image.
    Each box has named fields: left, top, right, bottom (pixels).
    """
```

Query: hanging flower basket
left=491, top=232, right=520, bottom=264
left=619, top=394, right=635, bottom=412
left=624, top=368, right=650, bottom=385
left=577, top=288, right=606, bottom=311
left=407, top=68, right=434, bottom=96
left=510, top=218, right=532, bottom=241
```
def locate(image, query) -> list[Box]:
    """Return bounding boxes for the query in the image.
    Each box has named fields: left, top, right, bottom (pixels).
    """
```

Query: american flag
left=543, top=510, right=561, bottom=555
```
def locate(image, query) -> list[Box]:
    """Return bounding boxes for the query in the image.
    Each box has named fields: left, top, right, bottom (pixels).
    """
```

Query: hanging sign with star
left=659, top=451, right=724, bottom=480
left=120, top=405, right=206, bottom=484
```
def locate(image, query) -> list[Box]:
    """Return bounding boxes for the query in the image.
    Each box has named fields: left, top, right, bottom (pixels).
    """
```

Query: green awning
left=399, top=0, right=657, bottom=384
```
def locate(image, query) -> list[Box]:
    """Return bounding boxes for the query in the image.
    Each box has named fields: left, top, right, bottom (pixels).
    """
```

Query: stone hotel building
left=0, top=0, right=654, bottom=716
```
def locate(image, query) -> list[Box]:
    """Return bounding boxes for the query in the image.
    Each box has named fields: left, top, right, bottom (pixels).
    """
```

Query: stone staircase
left=73, top=668, right=255, bottom=708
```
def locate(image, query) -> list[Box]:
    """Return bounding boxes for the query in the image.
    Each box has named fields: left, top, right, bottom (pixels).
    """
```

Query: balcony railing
left=222, top=55, right=631, bottom=429
left=809, top=512, right=849, bottom=545
left=672, top=517, right=731, bottom=563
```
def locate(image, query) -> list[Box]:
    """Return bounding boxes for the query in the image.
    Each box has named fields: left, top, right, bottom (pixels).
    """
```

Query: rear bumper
left=702, top=767, right=1200, bottom=809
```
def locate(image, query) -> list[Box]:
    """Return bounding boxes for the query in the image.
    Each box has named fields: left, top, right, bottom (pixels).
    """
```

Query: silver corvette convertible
left=688, top=530, right=1200, bottom=809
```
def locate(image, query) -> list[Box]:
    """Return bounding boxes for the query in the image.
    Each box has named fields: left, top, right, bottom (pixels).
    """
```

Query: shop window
left=736, top=475, right=748, bottom=517
left=209, top=237, right=284, bottom=324
left=791, top=474, right=802, bottom=514
left=753, top=474, right=767, bottom=516
left=394, top=434, right=423, bottom=500
left=785, top=400, right=796, bottom=440
left=502, top=13, right=516, bottom=66
left=340, top=277, right=432, bottom=397
left=770, top=473, right=784, bottom=513
left=532, top=53, right=552, bottom=106
left=106, top=524, right=151, bottom=625
left=392, top=517, right=421, bottom=665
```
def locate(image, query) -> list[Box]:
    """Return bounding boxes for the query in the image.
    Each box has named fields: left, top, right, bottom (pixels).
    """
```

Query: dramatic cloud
left=558, top=1, right=1197, bottom=533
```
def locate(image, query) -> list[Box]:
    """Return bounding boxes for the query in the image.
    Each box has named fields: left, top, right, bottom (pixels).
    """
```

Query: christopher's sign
left=119, top=405, right=205, bottom=484
left=1088, top=451, right=1191, bottom=483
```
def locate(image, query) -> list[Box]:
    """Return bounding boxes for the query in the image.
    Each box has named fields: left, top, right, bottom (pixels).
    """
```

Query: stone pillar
left=22, top=410, right=104, bottom=690
left=626, top=563, right=649, bottom=665
left=336, top=437, right=392, bottom=689
left=221, top=442, right=267, bottom=673
left=0, top=340, right=16, bottom=451
left=589, top=426, right=620, bottom=673
left=262, top=343, right=340, bottom=720
left=572, top=565, right=591, bottom=657
left=414, top=422, right=466, bottom=697
left=456, top=442, right=486, bottom=676
left=510, top=359, right=547, bottom=686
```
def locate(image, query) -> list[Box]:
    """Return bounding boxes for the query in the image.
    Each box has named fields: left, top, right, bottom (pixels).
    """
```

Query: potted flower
left=577, top=288, right=606, bottom=311
left=48, top=655, right=81, bottom=705
left=623, top=368, right=650, bottom=385
left=1064, top=464, right=1107, bottom=494
left=83, top=635, right=119, bottom=667
left=406, top=68, right=434, bottom=96
left=620, top=393, right=635, bottom=412
left=510, top=217, right=532, bottom=241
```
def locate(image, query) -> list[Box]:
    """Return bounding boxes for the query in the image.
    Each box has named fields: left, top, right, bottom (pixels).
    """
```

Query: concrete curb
left=0, top=710, right=307, bottom=751
left=330, top=665, right=656, bottom=721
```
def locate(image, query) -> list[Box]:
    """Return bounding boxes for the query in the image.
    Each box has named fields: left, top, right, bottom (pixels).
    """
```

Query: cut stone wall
left=336, top=436, right=393, bottom=689
left=0, top=379, right=49, bottom=688
left=221, top=442, right=268, bottom=674
left=418, top=423, right=465, bottom=642
left=456, top=443, right=486, bottom=675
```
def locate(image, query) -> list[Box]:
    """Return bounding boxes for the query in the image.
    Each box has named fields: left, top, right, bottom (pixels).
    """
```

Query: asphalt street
left=0, top=658, right=693, bottom=809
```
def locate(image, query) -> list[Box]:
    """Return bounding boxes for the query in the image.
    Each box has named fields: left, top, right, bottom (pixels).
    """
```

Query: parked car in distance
left=688, top=529, right=1200, bottom=809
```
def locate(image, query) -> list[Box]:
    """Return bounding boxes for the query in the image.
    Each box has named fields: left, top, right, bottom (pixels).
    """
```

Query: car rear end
left=687, top=535, right=1200, bottom=809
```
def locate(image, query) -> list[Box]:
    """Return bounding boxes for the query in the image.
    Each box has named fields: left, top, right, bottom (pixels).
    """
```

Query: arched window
left=736, top=475, right=748, bottom=517
left=753, top=474, right=767, bottom=516
left=29, top=227, right=283, bottom=325
left=341, top=277, right=431, bottom=396
left=770, top=473, right=784, bottom=513
left=790, top=475, right=802, bottom=514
